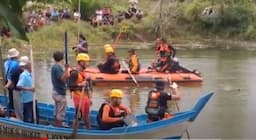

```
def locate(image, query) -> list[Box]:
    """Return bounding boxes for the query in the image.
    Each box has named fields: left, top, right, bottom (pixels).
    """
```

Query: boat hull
left=0, top=92, right=213, bottom=139
left=85, top=68, right=203, bottom=86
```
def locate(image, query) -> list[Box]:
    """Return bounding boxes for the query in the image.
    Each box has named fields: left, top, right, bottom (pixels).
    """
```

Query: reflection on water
left=2, top=47, right=256, bottom=138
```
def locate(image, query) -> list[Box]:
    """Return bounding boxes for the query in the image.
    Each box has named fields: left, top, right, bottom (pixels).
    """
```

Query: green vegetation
left=176, top=0, right=256, bottom=40
left=0, top=0, right=28, bottom=40
left=3, top=0, right=256, bottom=49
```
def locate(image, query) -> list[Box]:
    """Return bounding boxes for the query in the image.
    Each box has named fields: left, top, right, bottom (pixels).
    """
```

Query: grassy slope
left=3, top=0, right=256, bottom=51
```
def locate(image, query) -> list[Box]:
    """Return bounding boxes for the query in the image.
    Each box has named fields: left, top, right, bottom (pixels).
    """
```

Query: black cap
left=155, top=80, right=165, bottom=90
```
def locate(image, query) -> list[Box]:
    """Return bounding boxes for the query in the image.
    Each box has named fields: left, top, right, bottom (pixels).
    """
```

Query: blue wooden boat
left=0, top=92, right=213, bottom=139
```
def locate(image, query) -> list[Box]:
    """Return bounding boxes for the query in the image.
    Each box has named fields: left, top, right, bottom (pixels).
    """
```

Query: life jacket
left=106, top=55, right=120, bottom=73
left=128, top=54, right=140, bottom=73
left=145, top=90, right=166, bottom=121
left=97, top=103, right=125, bottom=130
left=145, top=91, right=161, bottom=115
left=68, top=68, right=89, bottom=97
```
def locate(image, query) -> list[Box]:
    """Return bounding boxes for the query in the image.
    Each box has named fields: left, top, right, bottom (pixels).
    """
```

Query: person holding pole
left=51, top=51, right=69, bottom=127
left=126, top=48, right=140, bottom=74
left=145, top=80, right=180, bottom=122
left=69, top=53, right=91, bottom=129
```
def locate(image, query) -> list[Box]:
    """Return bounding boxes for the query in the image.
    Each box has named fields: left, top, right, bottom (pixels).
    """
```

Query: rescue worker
left=157, top=38, right=176, bottom=58
left=155, top=53, right=170, bottom=73
left=127, top=48, right=140, bottom=74
left=145, top=80, right=181, bottom=122
left=156, top=55, right=182, bottom=73
left=97, top=44, right=120, bottom=74
left=97, top=89, right=131, bottom=130
left=69, top=53, right=91, bottom=129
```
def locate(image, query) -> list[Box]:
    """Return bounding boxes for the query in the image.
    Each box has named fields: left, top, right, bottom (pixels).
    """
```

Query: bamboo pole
left=29, top=44, right=37, bottom=124
left=0, top=37, right=8, bottom=105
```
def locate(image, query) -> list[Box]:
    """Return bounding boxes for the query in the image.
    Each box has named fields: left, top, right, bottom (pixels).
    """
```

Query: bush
left=177, top=1, right=256, bottom=39
left=244, top=25, right=256, bottom=40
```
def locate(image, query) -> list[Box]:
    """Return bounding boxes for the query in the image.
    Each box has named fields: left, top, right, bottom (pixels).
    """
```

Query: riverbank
left=2, top=19, right=256, bottom=52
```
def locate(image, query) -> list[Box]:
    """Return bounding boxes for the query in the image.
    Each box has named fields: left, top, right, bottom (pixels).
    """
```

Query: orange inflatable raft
left=85, top=67, right=203, bottom=86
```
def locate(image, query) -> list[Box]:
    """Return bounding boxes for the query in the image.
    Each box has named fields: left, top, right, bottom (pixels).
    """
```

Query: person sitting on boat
left=145, top=80, right=180, bottom=122
left=69, top=53, right=92, bottom=129
left=157, top=38, right=176, bottom=58
left=154, top=52, right=170, bottom=72
left=97, top=89, right=131, bottom=130
left=16, top=56, right=36, bottom=123
left=72, top=34, right=88, bottom=54
left=97, top=44, right=121, bottom=74
left=127, top=48, right=140, bottom=74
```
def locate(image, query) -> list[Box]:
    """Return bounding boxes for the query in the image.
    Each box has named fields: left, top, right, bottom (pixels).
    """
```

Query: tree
left=0, top=0, right=28, bottom=41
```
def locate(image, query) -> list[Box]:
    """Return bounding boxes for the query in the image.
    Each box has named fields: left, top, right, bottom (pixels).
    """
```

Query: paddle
left=29, top=44, right=37, bottom=124
left=71, top=78, right=93, bottom=138
left=71, top=85, right=85, bottom=138
left=121, top=60, right=139, bottom=87
left=167, top=73, right=190, bottom=139
left=112, top=26, right=126, bottom=49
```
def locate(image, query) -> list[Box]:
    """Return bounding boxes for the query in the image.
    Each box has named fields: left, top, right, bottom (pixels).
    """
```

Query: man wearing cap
left=16, top=56, right=35, bottom=123
left=97, top=44, right=120, bottom=74
left=127, top=48, right=140, bottom=74
left=145, top=80, right=180, bottom=122
left=4, top=48, right=20, bottom=115
left=97, top=89, right=131, bottom=130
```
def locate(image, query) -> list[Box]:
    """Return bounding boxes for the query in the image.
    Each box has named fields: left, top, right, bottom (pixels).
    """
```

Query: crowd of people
left=18, top=0, right=145, bottom=33
left=90, top=7, right=115, bottom=27
left=90, top=1, right=144, bottom=27
left=2, top=38, right=181, bottom=129
left=24, top=7, right=78, bottom=32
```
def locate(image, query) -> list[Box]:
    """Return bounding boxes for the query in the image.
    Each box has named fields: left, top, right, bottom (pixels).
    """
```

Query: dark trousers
left=23, top=101, right=38, bottom=123
left=7, top=88, right=14, bottom=111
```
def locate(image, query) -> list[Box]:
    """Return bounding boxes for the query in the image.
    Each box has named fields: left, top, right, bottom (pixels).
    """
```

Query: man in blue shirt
left=16, top=56, right=35, bottom=123
left=51, top=51, right=69, bottom=127
left=4, top=48, right=20, bottom=115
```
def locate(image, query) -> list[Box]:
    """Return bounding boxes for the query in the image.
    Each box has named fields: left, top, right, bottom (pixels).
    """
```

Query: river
left=2, top=46, right=256, bottom=138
